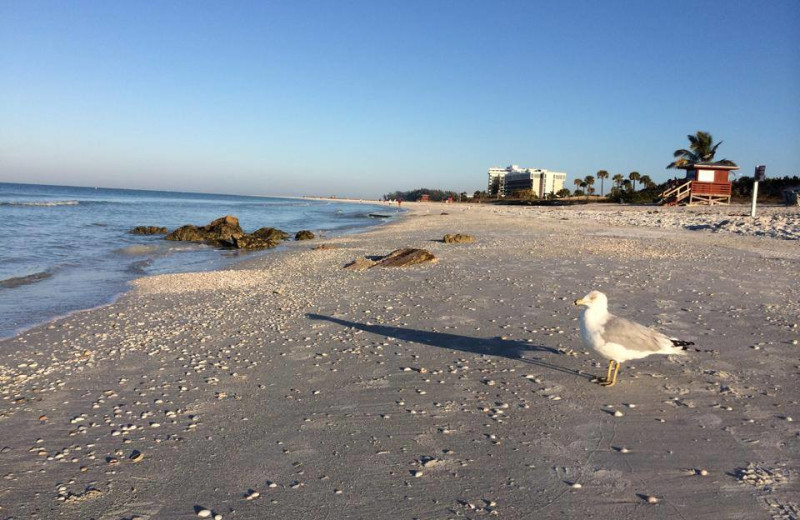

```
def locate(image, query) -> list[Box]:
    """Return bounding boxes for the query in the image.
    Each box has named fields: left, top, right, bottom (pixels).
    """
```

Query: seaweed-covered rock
left=231, top=227, right=290, bottom=250
left=232, top=235, right=278, bottom=250
left=251, top=227, right=290, bottom=242
left=166, top=225, right=206, bottom=242
left=344, top=248, right=437, bottom=270
left=443, top=233, right=474, bottom=244
left=295, top=230, right=315, bottom=241
left=130, top=226, right=167, bottom=235
left=376, top=248, right=437, bottom=267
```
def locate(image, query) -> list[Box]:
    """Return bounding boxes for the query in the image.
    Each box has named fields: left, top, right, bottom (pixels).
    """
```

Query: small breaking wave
left=0, top=271, right=53, bottom=289
left=0, top=200, right=80, bottom=207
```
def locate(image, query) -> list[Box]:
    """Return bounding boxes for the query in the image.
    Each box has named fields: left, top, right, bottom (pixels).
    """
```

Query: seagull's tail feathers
left=669, top=337, right=715, bottom=354
left=670, top=338, right=695, bottom=348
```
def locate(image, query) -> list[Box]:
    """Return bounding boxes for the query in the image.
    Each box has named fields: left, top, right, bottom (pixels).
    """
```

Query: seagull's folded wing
left=602, top=315, right=672, bottom=352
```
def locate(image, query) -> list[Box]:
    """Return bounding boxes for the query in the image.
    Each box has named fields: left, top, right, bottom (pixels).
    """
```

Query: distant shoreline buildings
left=487, top=165, right=567, bottom=198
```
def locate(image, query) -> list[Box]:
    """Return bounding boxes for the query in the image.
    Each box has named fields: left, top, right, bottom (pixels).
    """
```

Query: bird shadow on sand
left=306, top=314, right=592, bottom=380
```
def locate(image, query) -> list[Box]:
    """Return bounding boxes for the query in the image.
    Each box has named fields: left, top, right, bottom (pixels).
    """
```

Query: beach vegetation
left=511, top=189, right=538, bottom=200
left=596, top=170, right=609, bottom=196
left=628, top=171, right=641, bottom=190
left=731, top=175, right=800, bottom=201
left=384, top=188, right=461, bottom=202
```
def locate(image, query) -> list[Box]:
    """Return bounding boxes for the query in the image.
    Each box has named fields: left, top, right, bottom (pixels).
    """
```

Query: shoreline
left=0, top=201, right=398, bottom=342
left=1, top=203, right=797, bottom=519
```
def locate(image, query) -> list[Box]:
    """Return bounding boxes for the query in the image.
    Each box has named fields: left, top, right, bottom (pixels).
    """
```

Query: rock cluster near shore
left=166, top=215, right=244, bottom=243
left=133, top=216, right=316, bottom=250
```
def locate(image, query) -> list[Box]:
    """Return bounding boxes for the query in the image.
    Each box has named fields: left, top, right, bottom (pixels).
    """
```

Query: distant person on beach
left=397, top=199, right=402, bottom=207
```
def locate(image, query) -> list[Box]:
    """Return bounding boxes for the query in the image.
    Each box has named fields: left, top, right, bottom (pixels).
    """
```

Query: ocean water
left=0, top=183, right=396, bottom=338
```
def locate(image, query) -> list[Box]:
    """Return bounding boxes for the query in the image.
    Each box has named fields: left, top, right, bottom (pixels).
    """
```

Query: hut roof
left=678, top=160, right=739, bottom=170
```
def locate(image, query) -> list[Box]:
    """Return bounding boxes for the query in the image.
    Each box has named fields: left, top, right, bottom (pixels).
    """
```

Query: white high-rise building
left=487, top=165, right=567, bottom=198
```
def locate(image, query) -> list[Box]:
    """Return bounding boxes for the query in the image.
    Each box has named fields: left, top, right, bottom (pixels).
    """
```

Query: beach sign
left=751, top=165, right=765, bottom=217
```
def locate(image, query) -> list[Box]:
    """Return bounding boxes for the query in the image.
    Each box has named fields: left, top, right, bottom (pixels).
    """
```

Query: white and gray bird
left=574, top=290, right=693, bottom=387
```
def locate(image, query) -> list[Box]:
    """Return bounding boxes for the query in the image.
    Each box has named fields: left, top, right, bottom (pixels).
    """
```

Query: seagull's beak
left=574, top=298, right=588, bottom=307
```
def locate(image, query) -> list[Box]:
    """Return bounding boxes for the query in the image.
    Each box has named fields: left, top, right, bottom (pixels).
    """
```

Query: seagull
left=574, top=290, right=694, bottom=387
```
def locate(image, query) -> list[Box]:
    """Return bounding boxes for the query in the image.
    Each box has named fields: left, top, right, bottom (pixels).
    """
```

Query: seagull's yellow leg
left=598, top=360, right=615, bottom=385
left=604, top=360, right=615, bottom=383
left=605, top=362, right=621, bottom=387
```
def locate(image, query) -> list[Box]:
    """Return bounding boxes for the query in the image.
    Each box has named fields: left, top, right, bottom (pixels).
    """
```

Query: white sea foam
left=0, top=200, right=80, bottom=207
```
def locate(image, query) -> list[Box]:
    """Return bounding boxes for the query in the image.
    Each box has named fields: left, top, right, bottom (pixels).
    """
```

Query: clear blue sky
left=1, top=1, right=798, bottom=198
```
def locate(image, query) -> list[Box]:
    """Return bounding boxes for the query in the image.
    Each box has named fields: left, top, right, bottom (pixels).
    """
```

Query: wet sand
left=1, top=202, right=798, bottom=519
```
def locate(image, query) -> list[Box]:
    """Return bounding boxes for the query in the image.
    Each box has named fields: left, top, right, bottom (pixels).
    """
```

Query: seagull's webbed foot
left=595, top=360, right=617, bottom=386
left=599, top=362, right=621, bottom=387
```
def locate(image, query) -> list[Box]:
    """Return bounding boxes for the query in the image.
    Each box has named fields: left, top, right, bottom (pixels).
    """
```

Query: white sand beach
left=1, top=202, right=798, bottom=519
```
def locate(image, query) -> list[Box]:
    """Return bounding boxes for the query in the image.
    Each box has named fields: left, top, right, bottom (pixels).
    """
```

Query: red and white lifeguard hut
left=660, top=161, right=738, bottom=206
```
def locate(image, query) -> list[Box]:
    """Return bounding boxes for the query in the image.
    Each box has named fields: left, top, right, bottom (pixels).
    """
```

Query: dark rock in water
left=313, top=243, right=339, bottom=250
left=295, top=230, right=315, bottom=241
left=204, top=215, right=244, bottom=241
left=166, top=215, right=244, bottom=243
left=251, top=227, right=290, bottom=241
left=232, top=234, right=279, bottom=250
left=232, top=227, right=290, bottom=250
left=443, top=233, right=474, bottom=244
left=344, top=257, right=377, bottom=270
left=130, top=226, right=167, bottom=235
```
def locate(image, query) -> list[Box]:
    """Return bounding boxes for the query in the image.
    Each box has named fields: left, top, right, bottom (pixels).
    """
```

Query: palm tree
left=622, top=179, right=632, bottom=191
left=667, top=131, right=734, bottom=169
left=612, top=173, right=624, bottom=188
left=629, top=171, right=641, bottom=191
left=639, top=175, right=653, bottom=189
left=573, top=178, right=583, bottom=190
left=596, top=170, right=609, bottom=196
left=584, top=175, right=595, bottom=199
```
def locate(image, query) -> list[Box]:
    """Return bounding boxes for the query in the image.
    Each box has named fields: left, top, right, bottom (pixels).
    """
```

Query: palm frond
left=673, top=148, right=694, bottom=158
